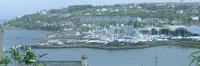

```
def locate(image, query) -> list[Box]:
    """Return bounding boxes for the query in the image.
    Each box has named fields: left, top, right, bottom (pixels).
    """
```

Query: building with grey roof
left=39, top=61, right=82, bottom=66
left=16, top=55, right=88, bottom=66
left=78, top=16, right=137, bottom=22
left=140, top=25, right=200, bottom=36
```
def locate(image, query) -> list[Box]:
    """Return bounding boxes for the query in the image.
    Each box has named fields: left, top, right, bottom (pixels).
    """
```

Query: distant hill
left=3, top=2, right=200, bottom=31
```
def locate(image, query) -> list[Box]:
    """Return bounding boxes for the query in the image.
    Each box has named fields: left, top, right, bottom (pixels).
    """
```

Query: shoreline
left=30, top=40, right=200, bottom=50
left=6, top=29, right=199, bottom=50
left=4, top=27, right=56, bottom=32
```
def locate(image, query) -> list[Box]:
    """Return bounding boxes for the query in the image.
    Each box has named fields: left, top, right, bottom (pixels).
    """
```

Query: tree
left=10, top=47, right=22, bottom=66
left=189, top=50, right=200, bottom=66
left=0, top=56, right=11, bottom=66
left=6, top=46, right=46, bottom=66
left=126, top=21, right=142, bottom=27
left=22, top=46, right=37, bottom=66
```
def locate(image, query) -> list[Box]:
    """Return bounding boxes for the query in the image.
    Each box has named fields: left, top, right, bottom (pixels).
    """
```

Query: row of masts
left=82, top=16, right=199, bottom=38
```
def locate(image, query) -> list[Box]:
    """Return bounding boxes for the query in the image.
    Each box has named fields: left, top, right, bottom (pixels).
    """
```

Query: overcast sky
left=0, top=0, right=199, bottom=20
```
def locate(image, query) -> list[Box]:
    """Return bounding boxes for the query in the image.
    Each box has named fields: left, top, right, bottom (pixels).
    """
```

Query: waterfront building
left=139, top=25, right=200, bottom=37
left=16, top=55, right=88, bottom=66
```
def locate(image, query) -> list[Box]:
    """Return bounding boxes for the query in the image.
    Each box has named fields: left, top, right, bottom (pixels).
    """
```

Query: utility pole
left=0, top=25, right=3, bottom=56
left=155, top=56, right=158, bottom=66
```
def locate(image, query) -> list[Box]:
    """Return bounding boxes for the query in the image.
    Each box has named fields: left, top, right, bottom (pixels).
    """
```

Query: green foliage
left=9, top=47, right=22, bottom=61
left=189, top=50, right=200, bottom=66
left=22, top=46, right=37, bottom=65
left=0, top=56, right=11, bottom=66
left=4, top=3, right=200, bottom=31
left=68, top=5, right=93, bottom=12
left=126, top=21, right=142, bottom=27
left=3, top=46, right=46, bottom=66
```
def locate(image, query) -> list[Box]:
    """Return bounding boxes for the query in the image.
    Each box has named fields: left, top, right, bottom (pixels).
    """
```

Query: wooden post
left=155, top=56, right=158, bottom=66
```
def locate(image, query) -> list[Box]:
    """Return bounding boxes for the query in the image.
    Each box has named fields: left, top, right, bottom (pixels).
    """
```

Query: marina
left=1, top=1, right=200, bottom=66
left=2, top=26, right=200, bottom=66
left=37, top=25, right=200, bottom=49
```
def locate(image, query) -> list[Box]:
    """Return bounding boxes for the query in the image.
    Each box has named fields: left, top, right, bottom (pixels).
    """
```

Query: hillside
left=3, top=2, right=200, bottom=31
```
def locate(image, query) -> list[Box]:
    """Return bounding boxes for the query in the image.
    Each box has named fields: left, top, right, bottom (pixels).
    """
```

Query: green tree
left=0, top=56, right=11, bottom=66
left=126, top=21, right=142, bottom=27
left=10, top=47, right=22, bottom=61
left=8, top=46, right=45, bottom=66
left=22, top=46, right=39, bottom=66
left=10, top=47, right=22, bottom=66
left=189, top=50, right=200, bottom=66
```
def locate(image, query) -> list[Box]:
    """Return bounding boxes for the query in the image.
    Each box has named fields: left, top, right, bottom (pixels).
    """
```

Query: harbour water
left=3, top=30, right=198, bottom=66
left=3, top=29, right=50, bottom=48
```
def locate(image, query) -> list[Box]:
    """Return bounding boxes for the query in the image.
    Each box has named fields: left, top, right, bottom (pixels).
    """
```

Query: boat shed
left=173, top=26, right=200, bottom=36
left=140, top=25, right=200, bottom=37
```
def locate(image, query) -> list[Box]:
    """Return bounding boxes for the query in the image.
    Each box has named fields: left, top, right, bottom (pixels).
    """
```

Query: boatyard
left=2, top=1, right=200, bottom=66
left=32, top=25, right=200, bottom=49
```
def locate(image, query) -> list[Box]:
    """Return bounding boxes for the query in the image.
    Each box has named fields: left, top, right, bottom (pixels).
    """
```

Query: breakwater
left=30, top=40, right=200, bottom=50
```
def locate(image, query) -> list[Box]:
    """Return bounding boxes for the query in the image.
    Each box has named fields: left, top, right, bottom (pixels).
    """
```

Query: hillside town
left=3, top=2, right=200, bottom=49
left=3, top=0, right=200, bottom=66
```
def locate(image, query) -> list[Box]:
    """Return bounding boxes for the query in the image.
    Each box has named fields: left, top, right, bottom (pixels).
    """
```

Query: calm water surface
left=3, top=30, right=198, bottom=66
left=34, top=46, right=197, bottom=66
left=3, top=29, right=50, bottom=48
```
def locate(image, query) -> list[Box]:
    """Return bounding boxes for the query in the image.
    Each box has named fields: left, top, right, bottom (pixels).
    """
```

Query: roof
left=163, top=26, right=200, bottom=35
left=159, top=25, right=185, bottom=31
left=139, top=26, right=185, bottom=31
left=39, top=61, right=82, bottom=66
left=184, top=26, right=200, bottom=34
left=16, top=61, right=82, bottom=66
left=139, top=25, right=200, bottom=35
left=139, top=27, right=158, bottom=31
